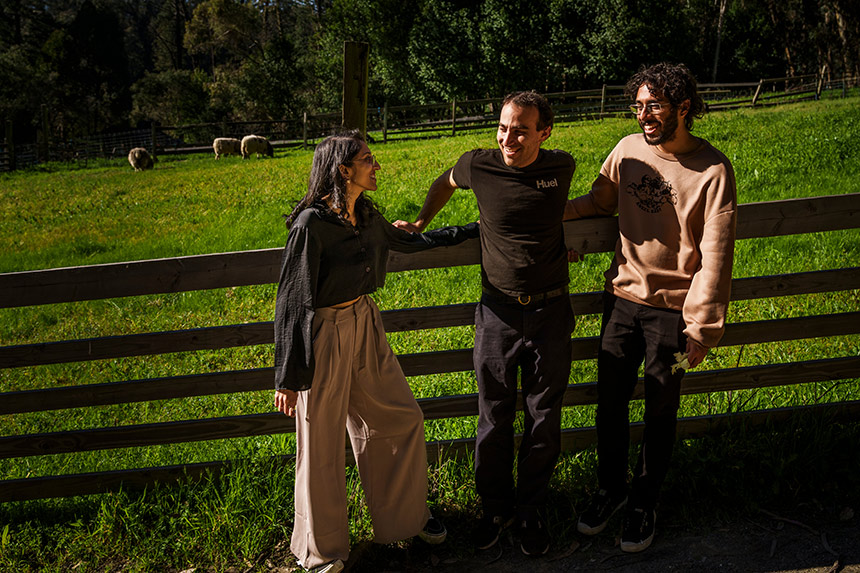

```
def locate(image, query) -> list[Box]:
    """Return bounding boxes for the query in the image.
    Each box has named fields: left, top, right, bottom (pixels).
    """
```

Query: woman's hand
left=274, top=389, right=299, bottom=417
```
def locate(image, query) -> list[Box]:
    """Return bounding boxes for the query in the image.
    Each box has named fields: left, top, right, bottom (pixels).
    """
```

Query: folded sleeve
left=273, top=224, right=320, bottom=391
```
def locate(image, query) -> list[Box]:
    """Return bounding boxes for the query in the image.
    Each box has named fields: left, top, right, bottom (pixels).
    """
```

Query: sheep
left=213, top=137, right=242, bottom=159
left=241, top=135, right=274, bottom=159
left=128, top=147, right=154, bottom=171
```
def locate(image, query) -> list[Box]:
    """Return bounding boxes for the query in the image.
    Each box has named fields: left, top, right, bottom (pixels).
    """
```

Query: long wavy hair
left=285, top=130, right=378, bottom=228
left=625, top=62, right=705, bottom=131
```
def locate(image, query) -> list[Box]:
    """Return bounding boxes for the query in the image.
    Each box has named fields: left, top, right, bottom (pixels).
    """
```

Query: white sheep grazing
left=241, top=135, right=274, bottom=159
left=128, top=147, right=154, bottom=171
left=213, top=137, right=242, bottom=159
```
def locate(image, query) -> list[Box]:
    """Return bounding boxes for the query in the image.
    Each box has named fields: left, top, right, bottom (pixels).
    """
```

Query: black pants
left=473, top=293, right=575, bottom=520
left=596, top=293, right=687, bottom=511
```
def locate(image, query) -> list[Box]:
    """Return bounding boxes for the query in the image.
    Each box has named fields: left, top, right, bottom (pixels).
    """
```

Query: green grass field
left=1, top=97, right=859, bottom=571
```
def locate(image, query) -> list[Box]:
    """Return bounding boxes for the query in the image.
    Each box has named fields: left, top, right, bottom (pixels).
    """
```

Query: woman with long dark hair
left=274, top=130, right=478, bottom=573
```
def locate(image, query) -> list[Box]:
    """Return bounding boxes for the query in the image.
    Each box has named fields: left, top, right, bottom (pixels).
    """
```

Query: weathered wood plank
left=3, top=400, right=858, bottom=503
left=4, top=356, right=859, bottom=457
left=420, top=356, right=860, bottom=416
left=0, top=460, right=240, bottom=503
left=675, top=356, right=860, bottom=398
left=2, top=311, right=859, bottom=410
left=0, top=323, right=273, bottom=368
left=720, top=311, right=860, bottom=346
left=730, top=267, right=860, bottom=300
left=1, top=194, right=857, bottom=308
left=0, top=413, right=294, bottom=460
left=0, top=248, right=283, bottom=309
left=4, top=269, right=857, bottom=369
left=8, top=354, right=858, bottom=417
left=735, top=193, right=860, bottom=238
left=0, top=368, right=273, bottom=415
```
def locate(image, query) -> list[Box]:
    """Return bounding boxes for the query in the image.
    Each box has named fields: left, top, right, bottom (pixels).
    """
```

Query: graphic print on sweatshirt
left=625, top=174, right=677, bottom=213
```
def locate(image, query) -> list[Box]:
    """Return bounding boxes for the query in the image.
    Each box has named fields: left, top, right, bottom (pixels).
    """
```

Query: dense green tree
left=130, top=68, right=210, bottom=125
left=184, top=0, right=262, bottom=72
left=41, top=0, right=131, bottom=134
left=405, top=0, right=483, bottom=102
left=235, top=34, right=307, bottom=119
left=2, top=0, right=859, bottom=144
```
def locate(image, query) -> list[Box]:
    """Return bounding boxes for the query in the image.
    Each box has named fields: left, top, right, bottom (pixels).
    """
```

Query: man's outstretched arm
left=393, top=169, right=458, bottom=232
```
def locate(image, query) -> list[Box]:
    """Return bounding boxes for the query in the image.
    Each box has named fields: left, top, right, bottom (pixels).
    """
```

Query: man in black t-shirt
left=394, top=91, right=576, bottom=557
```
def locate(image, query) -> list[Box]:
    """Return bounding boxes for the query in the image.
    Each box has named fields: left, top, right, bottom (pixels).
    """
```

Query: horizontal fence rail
left=1, top=193, right=858, bottom=502
left=2, top=270, right=859, bottom=372
left=3, top=398, right=859, bottom=503
left=3, top=310, right=860, bottom=416
left=2, top=193, right=858, bottom=309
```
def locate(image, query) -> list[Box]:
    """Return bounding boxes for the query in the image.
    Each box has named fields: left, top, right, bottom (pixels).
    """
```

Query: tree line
left=1, top=0, right=858, bottom=144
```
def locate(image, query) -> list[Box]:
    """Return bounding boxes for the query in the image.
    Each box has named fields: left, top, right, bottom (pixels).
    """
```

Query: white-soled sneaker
left=418, top=514, right=448, bottom=544
left=620, top=508, right=656, bottom=553
left=300, top=558, right=344, bottom=573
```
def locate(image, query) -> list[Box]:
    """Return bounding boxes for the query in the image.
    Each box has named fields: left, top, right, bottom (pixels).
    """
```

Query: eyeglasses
left=352, top=154, right=378, bottom=166
left=629, top=102, right=665, bottom=115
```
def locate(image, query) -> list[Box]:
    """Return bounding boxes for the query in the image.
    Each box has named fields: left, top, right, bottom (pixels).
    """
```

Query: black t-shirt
left=452, top=148, right=575, bottom=296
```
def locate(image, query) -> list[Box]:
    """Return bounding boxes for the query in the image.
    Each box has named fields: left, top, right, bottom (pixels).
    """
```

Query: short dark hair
left=501, top=90, right=554, bottom=131
left=625, top=62, right=704, bottom=131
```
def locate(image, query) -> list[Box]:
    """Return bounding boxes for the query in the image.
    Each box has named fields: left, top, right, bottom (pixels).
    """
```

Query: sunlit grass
left=1, top=96, right=859, bottom=570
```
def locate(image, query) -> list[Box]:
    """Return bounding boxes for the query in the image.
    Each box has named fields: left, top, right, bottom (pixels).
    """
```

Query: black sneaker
left=576, top=489, right=627, bottom=535
left=620, top=507, right=656, bottom=553
left=519, top=518, right=550, bottom=556
left=418, top=514, right=447, bottom=545
left=474, top=514, right=514, bottom=550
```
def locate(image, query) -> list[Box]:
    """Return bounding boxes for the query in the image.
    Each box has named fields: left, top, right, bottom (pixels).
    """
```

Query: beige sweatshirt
left=570, top=134, right=737, bottom=348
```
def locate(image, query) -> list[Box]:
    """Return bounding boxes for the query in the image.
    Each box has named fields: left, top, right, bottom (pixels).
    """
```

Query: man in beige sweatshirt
left=565, top=63, right=737, bottom=553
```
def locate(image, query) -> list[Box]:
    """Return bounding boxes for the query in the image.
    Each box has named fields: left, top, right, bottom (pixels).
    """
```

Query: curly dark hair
left=625, top=62, right=704, bottom=131
left=285, top=129, right=378, bottom=228
left=502, top=90, right=554, bottom=131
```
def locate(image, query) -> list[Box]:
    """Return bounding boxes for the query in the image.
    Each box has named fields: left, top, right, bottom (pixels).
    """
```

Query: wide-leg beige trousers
left=290, top=295, right=430, bottom=569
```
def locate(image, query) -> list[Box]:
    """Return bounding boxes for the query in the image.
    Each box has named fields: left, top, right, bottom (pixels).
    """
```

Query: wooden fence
left=4, top=75, right=858, bottom=172
left=1, top=193, right=859, bottom=503
left=148, top=74, right=858, bottom=152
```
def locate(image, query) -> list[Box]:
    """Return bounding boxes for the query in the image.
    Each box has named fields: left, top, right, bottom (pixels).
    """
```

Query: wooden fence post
left=221, top=118, right=227, bottom=138
left=451, top=99, right=457, bottom=136
left=151, top=124, right=158, bottom=162
left=5, top=120, right=15, bottom=172
left=751, top=79, right=764, bottom=106
left=600, top=84, right=607, bottom=116
left=383, top=102, right=388, bottom=143
left=302, top=112, right=308, bottom=149
left=39, top=104, right=49, bottom=162
left=816, top=65, right=826, bottom=100
left=342, top=41, right=369, bottom=136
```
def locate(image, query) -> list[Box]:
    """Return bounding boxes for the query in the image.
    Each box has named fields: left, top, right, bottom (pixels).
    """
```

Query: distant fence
left=3, top=74, right=858, bottom=171
left=0, top=193, right=858, bottom=502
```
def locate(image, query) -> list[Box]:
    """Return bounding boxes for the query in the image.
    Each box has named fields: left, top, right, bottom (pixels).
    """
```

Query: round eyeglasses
left=630, top=102, right=665, bottom=115
left=353, top=154, right=378, bottom=166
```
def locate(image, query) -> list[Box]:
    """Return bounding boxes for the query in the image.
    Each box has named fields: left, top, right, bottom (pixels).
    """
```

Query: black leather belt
left=482, top=286, right=569, bottom=306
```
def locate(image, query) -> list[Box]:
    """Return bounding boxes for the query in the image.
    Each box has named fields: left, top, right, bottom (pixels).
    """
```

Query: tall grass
left=1, top=97, right=859, bottom=571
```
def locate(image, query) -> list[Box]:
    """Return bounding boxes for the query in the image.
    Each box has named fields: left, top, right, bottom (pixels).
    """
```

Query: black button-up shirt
left=274, top=204, right=479, bottom=391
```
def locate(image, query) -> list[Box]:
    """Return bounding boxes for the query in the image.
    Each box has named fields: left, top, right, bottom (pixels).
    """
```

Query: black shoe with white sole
left=620, top=507, right=656, bottom=553
left=576, top=489, right=627, bottom=535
